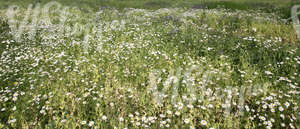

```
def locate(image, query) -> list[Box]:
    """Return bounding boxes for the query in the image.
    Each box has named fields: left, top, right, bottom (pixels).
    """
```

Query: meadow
left=0, top=0, right=299, bottom=129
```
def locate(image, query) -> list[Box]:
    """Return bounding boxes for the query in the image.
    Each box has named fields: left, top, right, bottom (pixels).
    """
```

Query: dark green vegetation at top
left=0, top=0, right=298, bottom=19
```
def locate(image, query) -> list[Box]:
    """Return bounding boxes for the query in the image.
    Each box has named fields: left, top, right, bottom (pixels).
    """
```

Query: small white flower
left=136, top=122, right=141, bottom=126
left=187, top=104, right=194, bottom=109
left=8, top=119, right=16, bottom=124
left=40, top=109, right=46, bottom=114
left=259, top=116, right=266, bottom=121
left=102, top=115, right=107, bottom=121
left=270, top=118, right=275, bottom=123
left=12, top=106, right=16, bottom=111
left=119, top=117, right=124, bottom=122
left=284, top=102, right=290, bottom=108
left=270, top=108, right=275, bottom=112
left=280, top=114, right=285, bottom=119
left=207, top=47, right=213, bottom=51
left=175, top=111, right=181, bottom=116
left=12, top=97, right=17, bottom=101
left=159, top=114, right=165, bottom=118
left=166, top=124, right=170, bottom=127
left=88, top=121, right=94, bottom=126
left=263, top=104, right=268, bottom=109
left=267, top=121, right=272, bottom=126
left=110, top=102, right=114, bottom=107
left=61, top=119, right=67, bottom=123
left=184, top=118, right=190, bottom=124
left=265, top=71, right=273, bottom=75
left=167, top=110, right=172, bottom=115
left=279, top=106, right=284, bottom=112
left=166, top=119, right=171, bottom=122
left=201, top=120, right=207, bottom=126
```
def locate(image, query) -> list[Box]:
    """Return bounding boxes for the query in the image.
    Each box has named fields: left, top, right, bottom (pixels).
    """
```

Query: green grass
left=0, top=0, right=299, bottom=129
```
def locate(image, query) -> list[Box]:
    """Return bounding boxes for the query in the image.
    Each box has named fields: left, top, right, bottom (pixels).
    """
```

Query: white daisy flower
left=200, top=120, right=207, bottom=126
